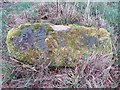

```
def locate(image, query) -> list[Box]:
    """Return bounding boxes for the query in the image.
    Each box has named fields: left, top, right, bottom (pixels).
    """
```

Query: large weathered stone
left=6, top=23, right=113, bottom=67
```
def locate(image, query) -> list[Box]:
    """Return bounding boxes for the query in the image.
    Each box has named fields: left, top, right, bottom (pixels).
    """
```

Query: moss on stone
left=32, top=23, right=42, bottom=31
left=45, top=35, right=58, bottom=51
left=45, top=24, right=113, bottom=67
left=98, top=28, right=110, bottom=37
left=7, top=28, right=21, bottom=39
left=50, top=32, right=57, bottom=39
left=6, top=23, right=41, bottom=64
left=20, top=49, right=40, bottom=64
left=6, top=28, right=21, bottom=55
left=18, top=23, right=31, bottom=30
left=46, top=24, right=54, bottom=31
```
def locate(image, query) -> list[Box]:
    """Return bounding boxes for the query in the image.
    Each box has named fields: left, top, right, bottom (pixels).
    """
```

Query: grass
left=1, top=1, right=119, bottom=88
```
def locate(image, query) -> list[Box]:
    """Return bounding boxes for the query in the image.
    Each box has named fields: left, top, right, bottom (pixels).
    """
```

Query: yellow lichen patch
left=79, top=26, right=91, bottom=34
left=45, top=35, right=58, bottom=51
left=89, top=27, right=97, bottom=36
left=6, top=43, right=15, bottom=54
left=48, top=46, right=81, bottom=67
left=20, top=49, right=40, bottom=64
left=18, top=23, right=31, bottom=30
left=50, top=32, right=57, bottom=39
left=69, top=24, right=81, bottom=30
left=7, top=28, right=21, bottom=40
left=46, top=24, right=54, bottom=31
left=6, top=23, right=42, bottom=65
left=33, top=23, right=42, bottom=31
left=98, top=28, right=110, bottom=37
left=6, top=28, right=21, bottom=55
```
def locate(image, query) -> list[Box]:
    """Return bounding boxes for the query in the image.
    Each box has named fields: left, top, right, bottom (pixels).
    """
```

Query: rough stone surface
left=6, top=23, right=113, bottom=66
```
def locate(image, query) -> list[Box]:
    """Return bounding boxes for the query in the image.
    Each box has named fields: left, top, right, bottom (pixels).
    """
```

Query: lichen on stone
left=6, top=23, right=47, bottom=64
left=18, top=23, right=31, bottom=30
left=33, top=23, right=42, bottom=31
left=6, top=28, right=21, bottom=54
left=44, top=24, right=113, bottom=67
left=46, top=23, right=54, bottom=31
left=98, top=28, right=110, bottom=37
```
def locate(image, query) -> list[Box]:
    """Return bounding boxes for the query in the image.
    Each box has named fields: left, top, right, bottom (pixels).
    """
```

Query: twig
left=10, top=57, right=38, bottom=72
